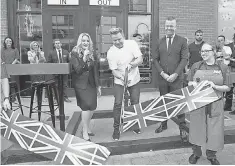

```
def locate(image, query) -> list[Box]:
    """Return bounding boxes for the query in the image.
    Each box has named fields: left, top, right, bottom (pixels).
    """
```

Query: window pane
left=96, top=16, right=116, bottom=88
left=128, top=0, right=151, bottom=13
left=18, top=0, right=42, bottom=11
left=18, top=14, right=42, bottom=63
left=128, top=15, right=152, bottom=84
left=128, top=15, right=151, bottom=69
left=52, top=15, right=75, bottom=49
left=52, top=15, right=75, bottom=88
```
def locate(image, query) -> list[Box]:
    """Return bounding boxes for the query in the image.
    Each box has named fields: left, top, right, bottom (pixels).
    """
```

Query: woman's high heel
left=88, top=132, right=95, bottom=136
left=81, top=131, right=91, bottom=141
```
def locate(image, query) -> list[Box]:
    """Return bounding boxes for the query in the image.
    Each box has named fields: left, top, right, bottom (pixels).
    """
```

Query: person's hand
left=83, top=50, right=89, bottom=62
left=127, top=64, right=133, bottom=72
left=97, top=86, right=101, bottom=96
left=185, top=68, right=190, bottom=74
left=167, top=73, right=178, bottom=82
left=3, top=98, right=10, bottom=110
left=207, top=81, right=216, bottom=89
left=38, top=58, right=45, bottom=63
left=160, top=72, right=170, bottom=80
left=188, top=81, right=198, bottom=88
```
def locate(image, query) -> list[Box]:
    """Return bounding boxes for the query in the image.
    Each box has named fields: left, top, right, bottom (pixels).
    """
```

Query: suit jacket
left=70, top=51, right=99, bottom=89
left=226, top=42, right=235, bottom=68
left=48, top=49, right=70, bottom=63
left=154, top=34, right=189, bottom=80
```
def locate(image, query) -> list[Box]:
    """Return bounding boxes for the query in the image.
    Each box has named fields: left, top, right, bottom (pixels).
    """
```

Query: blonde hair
left=73, top=33, right=93, bottom=51
left=30, top=41, right=40, bottom=52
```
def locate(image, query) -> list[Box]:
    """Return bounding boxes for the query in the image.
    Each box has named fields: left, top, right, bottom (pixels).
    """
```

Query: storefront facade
left=2, top=0, right=227, bottom=96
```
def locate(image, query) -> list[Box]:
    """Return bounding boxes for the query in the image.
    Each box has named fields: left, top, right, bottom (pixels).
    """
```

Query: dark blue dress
left=70, top=50, right=99, bottom=111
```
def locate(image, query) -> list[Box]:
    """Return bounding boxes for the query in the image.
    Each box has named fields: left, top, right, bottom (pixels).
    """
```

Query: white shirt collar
left=166, top=33, right=175, bottom=39
left=56, top=48, right=62, bottom=52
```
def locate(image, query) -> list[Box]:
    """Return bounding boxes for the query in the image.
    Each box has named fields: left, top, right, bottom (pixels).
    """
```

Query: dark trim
left=128, top=12, right=152, bottom=15
left=7, top=0, right=17, bottom=47
left=4, top=129, right=235, bottom=164
left=65, top=112, right=81, bottom=135
left=16, top=10, right=42, bottom=14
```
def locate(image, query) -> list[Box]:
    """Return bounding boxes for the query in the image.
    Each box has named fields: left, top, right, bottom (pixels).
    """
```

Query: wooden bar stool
left=9, top=81, right=24, bottom=115
left=29, top=80, right=59, bottom=127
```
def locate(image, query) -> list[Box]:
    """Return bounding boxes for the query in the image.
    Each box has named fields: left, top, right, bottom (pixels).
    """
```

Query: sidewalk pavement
left=15, top=143, right=235, bottom=165
left=2, top=90, right=235, bottom=165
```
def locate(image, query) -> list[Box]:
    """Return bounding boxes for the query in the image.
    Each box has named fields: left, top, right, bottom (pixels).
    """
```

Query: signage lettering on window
left=48, top=0, right=79, bottom=5
left=90, top=0, right=119, bottom=6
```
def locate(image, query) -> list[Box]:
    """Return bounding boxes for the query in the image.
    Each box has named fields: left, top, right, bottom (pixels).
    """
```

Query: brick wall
left=1, top=0, right=8, bottom=45
left=159, top=0, right=217, bottom=45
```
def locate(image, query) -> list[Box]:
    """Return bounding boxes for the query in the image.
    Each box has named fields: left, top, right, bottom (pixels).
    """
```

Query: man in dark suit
left=153, top=16, right=189, bottom=142
left=48, top=39, right=71, bottom=102
left=225, top=33, right=235, bottom=114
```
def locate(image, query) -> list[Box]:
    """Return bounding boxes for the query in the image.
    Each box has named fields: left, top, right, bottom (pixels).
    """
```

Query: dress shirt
left=166, top=34, right=175, bottom=50
left=56, top=48, right=63, bottom=63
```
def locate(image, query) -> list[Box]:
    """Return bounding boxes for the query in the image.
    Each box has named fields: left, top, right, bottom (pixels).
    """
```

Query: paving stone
left=105, top=157, right=114, bottom=165
left=113, top=158, right=132, bottom=165
left=224, top=144, right=235, bottom=154
left=131, top=157, right=151, bottom=165
left=165, top=153, right=189, bottom=165
left=148, top=153, right=169, bottom=163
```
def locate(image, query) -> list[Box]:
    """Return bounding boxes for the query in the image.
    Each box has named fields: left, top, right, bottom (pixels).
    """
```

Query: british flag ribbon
left=0, top=110, right=111, bottom=165
left=121, top=81, right=221, bottom=132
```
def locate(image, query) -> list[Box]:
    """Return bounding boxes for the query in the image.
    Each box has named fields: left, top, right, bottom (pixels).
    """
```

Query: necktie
left=167, top=37, right=172, bottom=52
left=58, top=50, right=63, bottom=63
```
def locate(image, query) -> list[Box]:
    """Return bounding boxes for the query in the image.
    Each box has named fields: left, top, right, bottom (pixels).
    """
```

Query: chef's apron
left=189, top=62, right=224, bottom=151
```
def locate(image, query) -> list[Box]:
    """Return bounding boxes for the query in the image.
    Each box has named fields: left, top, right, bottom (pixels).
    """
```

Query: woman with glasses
left=70, top=33, right=101, bottom=141
left=187, top=43, right=230, bottom=165
left=27, top=41, right=46, bottom=101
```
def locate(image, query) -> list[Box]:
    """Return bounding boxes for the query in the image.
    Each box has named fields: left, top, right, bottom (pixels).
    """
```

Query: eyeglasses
left=199, top=50, right=213, bottom=54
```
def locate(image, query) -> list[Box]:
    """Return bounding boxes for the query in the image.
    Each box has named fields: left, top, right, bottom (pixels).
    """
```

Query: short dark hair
left=3, top=37, right=15, bottom=49
left=109, top=27, right=124, bottom=35
left=166, top=16, right=176, bottom=21
left=133, top=33, right=142, bottom=38
left=218, top=35, right=225, bottom=41
left=195, top=29, right=203, bottom=35
left=53, top=38, right=61, bottom=43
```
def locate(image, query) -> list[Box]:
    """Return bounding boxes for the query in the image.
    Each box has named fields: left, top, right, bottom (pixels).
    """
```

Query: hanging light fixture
left=24, top=5, right=34, bottom=37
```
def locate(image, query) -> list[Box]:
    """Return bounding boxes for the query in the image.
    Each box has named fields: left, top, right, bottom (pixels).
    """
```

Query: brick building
left=0, top=0, right=234, bottom=96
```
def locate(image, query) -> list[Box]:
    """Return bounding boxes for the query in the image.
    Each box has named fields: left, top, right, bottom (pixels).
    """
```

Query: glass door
left=43, top=10, right=79, bottom=93
left=89, top=9, right=123, bottom=95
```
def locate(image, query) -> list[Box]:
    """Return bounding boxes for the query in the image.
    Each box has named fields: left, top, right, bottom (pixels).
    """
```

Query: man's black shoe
left=133, top=129, right=141, bottom=134
left=155, top=124, right=167, bottom=133
left=224, top=107, right=232, bottom=111
left=64, top=97, right=72, bottom=103
left=189, top=154, right=200, bottom=164
left=112, top=129, right=120, bottom=141
left=224, top=103, right=232, bottom=111
left=229, top=111, right=235, bottom=115
left=208, top=158, right=220, bottom=165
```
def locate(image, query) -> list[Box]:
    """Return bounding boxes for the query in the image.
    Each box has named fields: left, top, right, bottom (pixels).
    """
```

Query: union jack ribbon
left=0, top=110, right=111, bottom=165
left=121, top=81, right=221, bottom=132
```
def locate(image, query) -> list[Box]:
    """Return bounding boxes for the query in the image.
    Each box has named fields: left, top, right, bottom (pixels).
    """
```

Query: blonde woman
left=70, top=33, right=101, bottom=141
left=27, top=41, right=46, bottom=101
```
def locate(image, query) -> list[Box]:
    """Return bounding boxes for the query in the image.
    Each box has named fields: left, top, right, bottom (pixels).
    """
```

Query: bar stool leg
left=10, top=86, right=13, bottom=110
left=29, top=86, right=36, bottom=118
left=52, top=85, right=59, bottom=106
left=36, top=85, right=43, bottom=121
left=47, top=86, right=56, bottom=128
left=14, top=85, right=24, bottom=115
